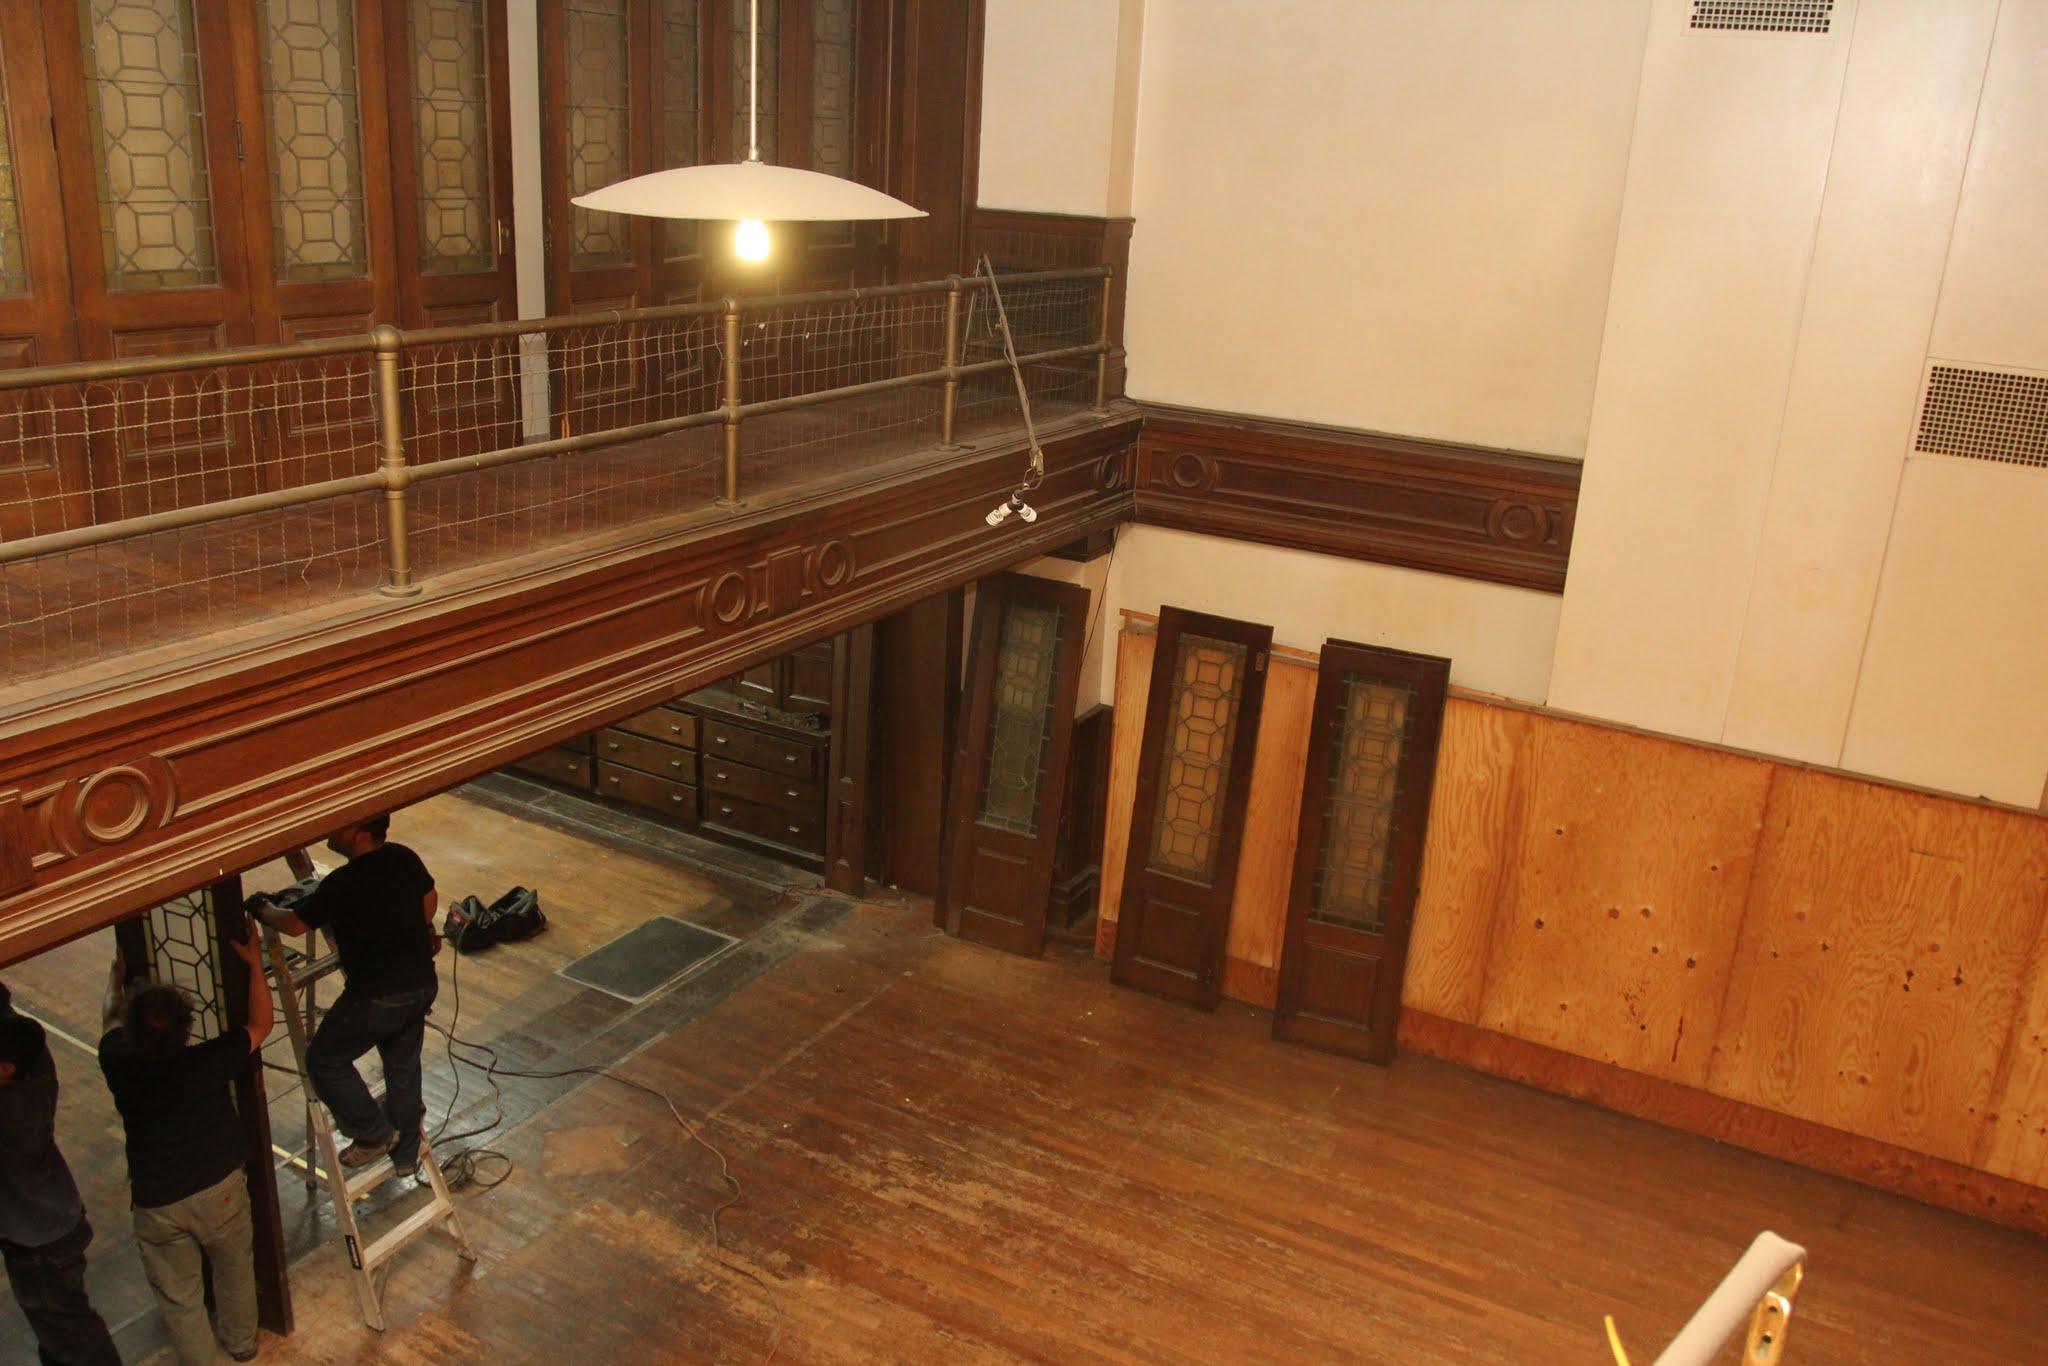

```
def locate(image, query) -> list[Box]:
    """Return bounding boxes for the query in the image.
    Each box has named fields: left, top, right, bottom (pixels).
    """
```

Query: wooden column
left=209, top=877, right=293, bottom=1334
left=823, top=625, right=880, bottom=896
left=873, top=589, right=965, bottom=900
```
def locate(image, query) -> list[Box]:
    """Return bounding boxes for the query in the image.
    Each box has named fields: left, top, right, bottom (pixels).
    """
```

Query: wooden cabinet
left=500, top=644, right=832, bottom=871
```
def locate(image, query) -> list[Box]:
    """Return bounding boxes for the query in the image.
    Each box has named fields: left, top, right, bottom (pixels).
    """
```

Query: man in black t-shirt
left=255, top=814, right=439, bottom=1176
left=98, top=931, right=272, bottom=1365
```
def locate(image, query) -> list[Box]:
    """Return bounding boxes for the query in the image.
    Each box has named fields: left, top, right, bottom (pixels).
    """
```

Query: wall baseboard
left=1397, top=1008, right=2048, bottom=1238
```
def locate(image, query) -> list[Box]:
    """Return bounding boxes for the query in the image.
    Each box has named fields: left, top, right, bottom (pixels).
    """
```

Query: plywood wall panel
left=1403, top=699, right=1532, bottom=1023
left=1220, top=657, right=1316, bottom=975
left=1711, top=768, right=2048, bottom=1167
left=1981, top=913, right=2048, bottom=1185
left=1476, top=720, right=1773, bottom=1087
left=1094, top=629, right=1155, bottom=956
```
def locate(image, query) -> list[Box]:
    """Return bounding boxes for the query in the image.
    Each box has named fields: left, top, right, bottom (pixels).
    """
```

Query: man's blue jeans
left=307, top=983, right=436, bottom=1167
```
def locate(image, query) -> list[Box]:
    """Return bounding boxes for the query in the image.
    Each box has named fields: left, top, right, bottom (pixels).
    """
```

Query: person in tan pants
left=98, top=932, right=273, bottom=1364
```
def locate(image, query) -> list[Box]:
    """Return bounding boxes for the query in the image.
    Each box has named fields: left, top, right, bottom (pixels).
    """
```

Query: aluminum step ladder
left=260, top=922, right=476, bottom=1330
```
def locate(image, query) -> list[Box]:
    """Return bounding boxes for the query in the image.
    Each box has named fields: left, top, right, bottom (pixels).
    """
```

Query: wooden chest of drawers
left=497, top=649, right=833, bottom=872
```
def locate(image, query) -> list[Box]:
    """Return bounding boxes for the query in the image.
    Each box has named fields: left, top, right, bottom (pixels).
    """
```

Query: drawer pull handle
left=783, top=755, right=797, bottom=765
left=719, top=805, right=734, bottom=817
left=787, top=825, right=800, bottom=835
left=607, top=776, right=620, bottom=786
left=786, top=788, right=799, bottom=799
left=606, top=741, right=619, bottom=752
left=713, top=736, right=728, bottom=746
left=669, top=725, right=683, bottom=735
left=715, top=770, right=728, bottom=781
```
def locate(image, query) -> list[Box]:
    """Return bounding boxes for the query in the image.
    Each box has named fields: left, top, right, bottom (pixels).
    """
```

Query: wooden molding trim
left=1398, top=1008, right=2048, bottom=1238
left=1134, top=405, right=1581, bottom=593
left=0, top=417, right=1140, bottom=963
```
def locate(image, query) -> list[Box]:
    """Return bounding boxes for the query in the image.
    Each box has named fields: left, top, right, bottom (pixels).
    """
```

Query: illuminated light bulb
left=734, top=218, right=771, bottom=262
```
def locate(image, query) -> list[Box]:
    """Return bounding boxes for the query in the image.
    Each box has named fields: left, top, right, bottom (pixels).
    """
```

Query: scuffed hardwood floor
left=256, top=898, right=2047, bottom=1364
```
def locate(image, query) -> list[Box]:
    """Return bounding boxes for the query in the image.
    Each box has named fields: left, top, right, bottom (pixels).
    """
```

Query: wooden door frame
left=1273, top=640, right=1450, bottom=1063
left=1111, top=607, right=1272, bottom=1008
left=937, top=571, right=1092, bottom=956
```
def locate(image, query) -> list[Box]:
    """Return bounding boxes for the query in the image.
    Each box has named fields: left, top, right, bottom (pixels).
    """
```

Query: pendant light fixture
left=571, top=0, right=925, bottom=262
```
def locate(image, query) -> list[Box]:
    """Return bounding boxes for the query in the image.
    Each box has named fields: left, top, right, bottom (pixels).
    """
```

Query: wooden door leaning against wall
left=1112, top=607, right=1272, bottom=1008
left=1273, top=641, right=1449, bottom=1064
left=938, top=572, right=1092, bottom=958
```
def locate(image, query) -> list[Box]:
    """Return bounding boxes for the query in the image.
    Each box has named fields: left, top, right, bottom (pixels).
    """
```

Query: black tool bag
left=441, top=887, right=545, bottom=953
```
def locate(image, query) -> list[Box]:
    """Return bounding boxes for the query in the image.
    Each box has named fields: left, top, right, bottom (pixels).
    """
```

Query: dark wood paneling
left=876, top=589, right=964, bottom=899
left=0, top=418, right=1139, bottom=963
left=823, top=624, right=878, bottom=896
left=1135, top=405, right=1581, bottom=593
left=1047, top=703, right=1110, bottom=934
left=970, top=208, right=1131, bottom=398
left=1399, top=1008, right=2048, bottom=1240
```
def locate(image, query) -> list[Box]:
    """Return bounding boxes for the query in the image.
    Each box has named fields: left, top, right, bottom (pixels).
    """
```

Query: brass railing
left=0, top=267, right=1113, bottom=603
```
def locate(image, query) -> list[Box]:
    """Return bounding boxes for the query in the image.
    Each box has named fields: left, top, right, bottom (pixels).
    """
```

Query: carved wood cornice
left=1134, top=404, right=1580, bottom=593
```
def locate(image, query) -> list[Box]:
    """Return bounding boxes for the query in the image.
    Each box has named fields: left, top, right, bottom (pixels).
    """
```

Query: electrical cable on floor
left=421, top=930, right=786, bottom=1359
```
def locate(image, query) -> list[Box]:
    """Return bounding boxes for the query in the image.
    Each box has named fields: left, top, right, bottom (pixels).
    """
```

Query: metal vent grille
left=1914, top=365, right=2048, bottom=470
left=1690, top=1, right=1834, bottom=33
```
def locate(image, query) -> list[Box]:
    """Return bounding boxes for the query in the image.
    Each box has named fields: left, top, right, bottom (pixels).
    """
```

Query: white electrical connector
left=985, top=497, right=1037, bottom=526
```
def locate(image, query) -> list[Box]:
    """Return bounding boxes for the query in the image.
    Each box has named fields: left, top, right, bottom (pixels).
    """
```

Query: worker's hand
left=230, top=929, right=264, bottom=971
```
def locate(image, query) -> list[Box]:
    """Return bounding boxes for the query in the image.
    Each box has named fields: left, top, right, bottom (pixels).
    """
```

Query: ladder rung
left=343, top=1160, right=398, bottom=1200
left=361, top=1198, right=455, bottom=1269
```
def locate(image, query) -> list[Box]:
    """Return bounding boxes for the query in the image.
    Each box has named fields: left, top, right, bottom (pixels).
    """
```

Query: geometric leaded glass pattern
left=1310, top=675, right=1414, bottom=934
left=410, top=0, right=494, bottom=274
left=77, top=0, right=220, bottom=289
left=977, top=599, right=1065, bottom=836
left=730, top=0, right=779, bottom=163
left=1146, top=634, right=1246, bottom=881
left=260, top=0, right=368, bottom=281
left=568, top=0, right=631, bottom=268
left=808, top=0, right=853, bottom=246
left=0, top=42, right=27, bottom=295
left=145, top=889, right=226, bottom=1041
left=661, top=0, right=701, bottom=261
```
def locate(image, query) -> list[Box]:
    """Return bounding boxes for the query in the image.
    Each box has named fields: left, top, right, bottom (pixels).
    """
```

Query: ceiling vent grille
left=1690, top=1, right=1834, bottom=33
left=1914, top=364, right=2048, bottom=470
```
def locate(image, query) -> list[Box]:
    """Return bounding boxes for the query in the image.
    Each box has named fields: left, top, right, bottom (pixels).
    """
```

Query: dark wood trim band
left=1398, top=1008, right=2048, bottom=1239
left=1135, top=405, right=1581, bottom=593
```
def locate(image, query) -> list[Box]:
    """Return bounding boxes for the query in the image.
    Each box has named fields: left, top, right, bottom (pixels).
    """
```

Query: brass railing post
left=1094, top=268, right=1113, bottom=413
left=940, top=274, right=963, bottom=448
left=720, top=297, right=743, bottom=506
left=371, top=324, right=420, bottom=597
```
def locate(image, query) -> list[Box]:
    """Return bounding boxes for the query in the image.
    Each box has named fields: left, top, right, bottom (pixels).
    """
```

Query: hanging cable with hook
left=978, top=255, right=1046, bottom=526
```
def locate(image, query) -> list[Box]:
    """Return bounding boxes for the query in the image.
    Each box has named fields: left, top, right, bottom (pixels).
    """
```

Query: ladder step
left=361, top=1198, right=457, bottom=1270
left=343, top=1160, right=400, bottom=1200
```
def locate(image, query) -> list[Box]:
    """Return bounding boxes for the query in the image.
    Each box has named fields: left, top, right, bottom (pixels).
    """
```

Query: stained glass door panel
left=1112, top=608, right=1272, bottom=1008
left=1273, top=640, right=1449, bottom=1063
left=939, top=573, right=1092, bottom=958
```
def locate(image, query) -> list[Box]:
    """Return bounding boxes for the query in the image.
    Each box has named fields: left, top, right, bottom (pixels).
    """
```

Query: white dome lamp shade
left=570, top=0, right=924, bottom=263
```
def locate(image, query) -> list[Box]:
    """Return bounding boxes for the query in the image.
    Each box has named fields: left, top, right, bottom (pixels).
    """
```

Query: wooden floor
left=8, top=778, right=2046, bottom=1363
left=0, top=775, right=824, bottom=1362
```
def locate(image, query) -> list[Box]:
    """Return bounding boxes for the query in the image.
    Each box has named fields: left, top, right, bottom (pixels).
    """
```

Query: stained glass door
left=44, top=0, right=266, bottom=516
left=939, top=572, right=1092, bottom=957
left=1112, top=607, right=1272, bottom=1008
left=1273, top=640, right=1449, bottom=1063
